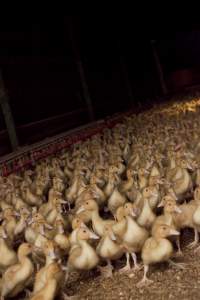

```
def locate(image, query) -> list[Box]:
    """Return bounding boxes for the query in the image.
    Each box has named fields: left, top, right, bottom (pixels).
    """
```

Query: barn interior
left=1, top=16, right=200, bottom=300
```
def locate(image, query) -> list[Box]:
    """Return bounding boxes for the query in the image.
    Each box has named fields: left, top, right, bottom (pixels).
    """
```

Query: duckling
left=2, top=208, right=18, bottom=241
left=137, top=224, right=180, bottom=287
left=67, top=227, right=99, bottom=271
left=119, top=203, right=149, bottom=273
left=14, top=207, right=30, bottom=236
left=69, top=217, right=87, bottom=246
left=33, top=240, right=58, bottom=294
left=77, top=200, right=115, bottom=237
left=96, top=224, right=124, bottom=278
left=54, top=220, right=70, bottom=254
left=172, top=158, right=193, bottom=199
left=30, top=262, right=64, bottom=300
left=119, top=169, right=135, bottom=193
left=137, top=187, right=156, bottom=229
left=138, top=168, right=149, bottom=190
left=104, top=173, right=116, bottom=198
left=152, top=197, right=182, bottom=235
left=107, top=187, right=127, bottom=215
left=24, top=186, right=43, bottom=207
left=11, top=190, right=28, bottom=211
left=0, top=226, right=17, bottom=273
left=1, top=243, right=34, bottom=299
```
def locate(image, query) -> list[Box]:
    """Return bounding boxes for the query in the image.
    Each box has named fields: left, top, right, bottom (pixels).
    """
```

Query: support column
left=0, top=71, right=19, bottom=151
left=151, top=40, right=168, bottom=95
left=66, top=18, right=95, bottom=121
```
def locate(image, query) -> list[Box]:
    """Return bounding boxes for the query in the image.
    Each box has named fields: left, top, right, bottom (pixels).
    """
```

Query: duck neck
left=45, top=255, right=56, bottom=266
left=0, top=237, right=9, bottom=248
left=91, top=209, right=101, bottom=222
left=78, top=239, right=90, bottom=249
left=170, top=157, right=176, bottom=169
left=18, top=252, right=29, bottom=264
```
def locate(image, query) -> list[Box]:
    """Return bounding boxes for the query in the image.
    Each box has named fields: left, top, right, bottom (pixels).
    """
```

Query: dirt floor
left=62, top=229, right=200, bottom=300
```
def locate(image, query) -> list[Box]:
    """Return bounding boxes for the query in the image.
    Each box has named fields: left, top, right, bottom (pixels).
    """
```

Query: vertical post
left=0, top=70, right=19, bottom=151
left=151, top=40, right=168, bottom=95
left=118, top=41, right=134, bottom=106
left=66, top=18, right=94, bottom=121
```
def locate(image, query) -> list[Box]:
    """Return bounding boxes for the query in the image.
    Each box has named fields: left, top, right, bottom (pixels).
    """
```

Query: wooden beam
left=0, top=71, right=19, bottom=151
left=151, top=40, right=168, bottom=95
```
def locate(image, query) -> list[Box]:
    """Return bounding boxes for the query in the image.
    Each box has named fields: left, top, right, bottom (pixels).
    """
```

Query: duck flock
left=1, top=97, right=200, bottom=299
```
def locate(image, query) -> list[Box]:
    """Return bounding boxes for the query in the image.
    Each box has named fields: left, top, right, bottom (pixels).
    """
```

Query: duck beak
left=60, top=200, right=68, bottom=204
left=187, top=164, right=193, bottom=170
left=76, top=206, right=85, bottom=214
left=14, top=211, right=20, bottom=217
left=151, top=192, right=158, bottom=197
left=39, top=225, right=45, bottom=236
left=27, top=217, right=34, bottom=225
left=110, top=231, right=117, bottom=241
left=157, top=200, right=164, bottom=208
left=174, top=206, right=182, bottom=214
left=45, top=223, right=53, bottom=230
left=89, top=231, right=99, bottom=240
left=33, top=246, right=42, bottom=252
left=2, top=230, right=7, bottom=239
left=131, top=210, right=137, bottom=217
left=169, top=229, right=180, bottom=236
left=49, top=250, right=57, bottom=259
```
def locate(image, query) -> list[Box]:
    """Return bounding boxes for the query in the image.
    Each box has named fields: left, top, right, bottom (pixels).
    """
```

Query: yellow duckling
left=77, top=200, right=115, bottom=237
left=1, top=243, right=34, bottom=299
left=24, top=186, right=42, bottom=207
left=152, top=196, right=182, bottom=234
left=69, top=217, right=87, bottom=246
left=0, top=226, right=17, bottom=273
left=104, top=173, right=116, bottom=198
left=54, top=219, right=70, bottom=254
left=137, top=187, right=156, bottom=229
left=39, top=190, right=61, bottom=217
left=96, top=224, right=124, bottom=278
left=119, top=203, right=149, bottom=273
left=138, top=168, right=149, bottom=190
left=33, top=240, right=58, bottom=294
left=30, top=262, right=64, bottom=300
left=172, top=158, right=193, bottom=199
left=2, top=208, right=18, bottom=241
left=120, top=169, right=135, bottom=193
left=67, top=227, right=99, bottom=271
left=11, top=190, right=28, bottom=211
left=137, top=224, right=180, bottom=287
left=107, top=187, right=127, bottom=215
left=14, top=207, right=30, bottom=236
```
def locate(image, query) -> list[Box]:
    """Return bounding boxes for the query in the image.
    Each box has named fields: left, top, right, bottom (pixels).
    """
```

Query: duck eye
left=83, top=230, right=86, bottom=233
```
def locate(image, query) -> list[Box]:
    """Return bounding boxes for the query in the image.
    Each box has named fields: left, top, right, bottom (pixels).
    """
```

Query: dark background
left=0, top=17, right=200, bottom=153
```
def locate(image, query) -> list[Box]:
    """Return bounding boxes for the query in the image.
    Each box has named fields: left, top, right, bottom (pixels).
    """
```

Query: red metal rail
left=0, top=111, right=132, bottom=176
